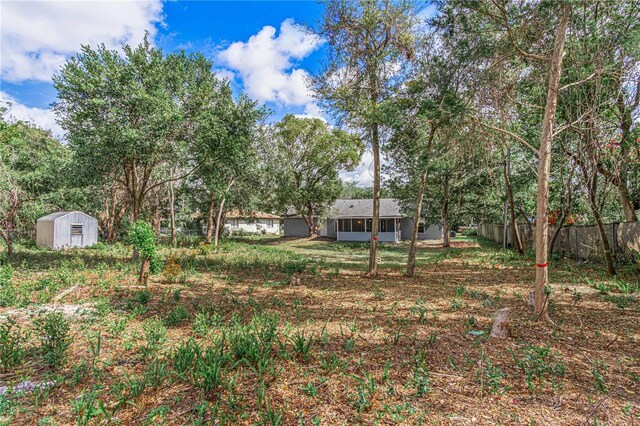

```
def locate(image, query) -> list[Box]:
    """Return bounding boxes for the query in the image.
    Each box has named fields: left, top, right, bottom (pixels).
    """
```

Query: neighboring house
left=283, top=199, right=442, bottom=242
left=36, top=211, right=99, bottom=249
left=218, top=210, right=281, bottom=235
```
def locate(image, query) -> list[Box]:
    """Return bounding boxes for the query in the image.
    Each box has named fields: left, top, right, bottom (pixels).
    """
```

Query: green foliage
left=165, top=304, right=189, bottom=326
left=33, top=312, right=71, bottom=368
left=127, top=221, right=157, bottom=260
left=0, top=265, right=16, bottom=307
left=0, top=318, right=26, bottom=372
left=510, top=344, right=566, bottom=391
left=265, top=114, right=364, bottom=234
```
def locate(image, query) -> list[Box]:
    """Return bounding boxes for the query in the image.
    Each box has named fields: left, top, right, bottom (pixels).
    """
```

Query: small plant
left=510, top=344, right=566, bottom=391
left=592, top=359, right=608, bottom=393
left=411, top=350, right=430, bottom=397
left=291, top=331, right=314, bottom=361
left=127, top=221, right=161, bottom=285
left=302, top=381, right=319, bottom=397
left=477, top=352, right=509, bottom=395
left=71, top=387, right=109, bottom=426
left=163, top=256, right=182, bottom=283
left=192, top=309, right=223, bottom=335
left=33, top=312, right=71, bottom=368
left=0, top=317, right=26, bottom=372
left=141, top=317, right=167, bottom=356
left=455, top=285, right=466, bottom=297
left=165, top=304, right=189, bottom=326
left=343, top=338, right=356, bottom=351
left=351, top=372, right=376, bottom=412
left=450, top=298, right=462, bottom=311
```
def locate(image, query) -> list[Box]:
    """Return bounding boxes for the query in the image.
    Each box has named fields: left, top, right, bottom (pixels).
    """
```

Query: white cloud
left=340, top=151, right=375, bottom=187
left=1, top=91, right=63, bottom=139
left=1, top=0, right=164, bottom=82
left=218, top=19, right=323, bottom=107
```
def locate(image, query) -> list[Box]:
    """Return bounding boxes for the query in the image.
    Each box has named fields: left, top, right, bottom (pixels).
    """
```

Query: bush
left=0, top=318, right=26, bottom=372
left=33, top=312, right=71, bottom=368
left=0, top=265, right=16, bottom=307
left=461, top=228, right=478, bottom=236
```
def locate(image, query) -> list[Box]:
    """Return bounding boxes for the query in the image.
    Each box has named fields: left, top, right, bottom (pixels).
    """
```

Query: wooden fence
left=478, top=221, right=640, bottom=262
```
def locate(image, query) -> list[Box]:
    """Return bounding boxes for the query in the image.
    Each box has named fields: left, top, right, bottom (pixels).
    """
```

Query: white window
left=71, top=224, right=83, bottom=235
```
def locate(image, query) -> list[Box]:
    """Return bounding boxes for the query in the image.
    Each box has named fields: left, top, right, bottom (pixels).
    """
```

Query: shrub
left=165, top=304, right=189, bottom=327
left=0, top=265, right=16, bottom=307
left=0, top=318, right=26, bottom=372
left=33, top=312, right=71, bottom=368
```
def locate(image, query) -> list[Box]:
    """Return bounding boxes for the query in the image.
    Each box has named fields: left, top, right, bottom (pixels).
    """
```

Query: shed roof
left=38, top=211, right=94, bottom=222
left=226, top=209, right=280, bottom=220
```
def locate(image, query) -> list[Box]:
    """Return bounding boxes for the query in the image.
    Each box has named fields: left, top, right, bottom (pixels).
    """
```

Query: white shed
left=36, top=211, right=99, bottom=250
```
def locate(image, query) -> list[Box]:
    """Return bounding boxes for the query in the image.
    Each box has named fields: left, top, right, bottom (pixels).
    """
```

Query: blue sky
left=1, top=1, right=432, bottom=185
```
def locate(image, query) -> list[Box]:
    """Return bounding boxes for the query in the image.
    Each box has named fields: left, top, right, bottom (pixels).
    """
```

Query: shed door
left=70, top=224, right=83, bottom=247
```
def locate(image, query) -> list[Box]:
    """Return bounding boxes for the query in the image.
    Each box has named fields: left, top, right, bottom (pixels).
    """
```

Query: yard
left=0, top=237, right=638, bottom=425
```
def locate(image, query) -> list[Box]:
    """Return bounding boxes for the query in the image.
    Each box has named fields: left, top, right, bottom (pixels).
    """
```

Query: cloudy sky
left=0, top=0, right=379, bottom=185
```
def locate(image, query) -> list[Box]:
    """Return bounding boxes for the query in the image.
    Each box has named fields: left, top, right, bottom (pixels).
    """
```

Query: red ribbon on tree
left=372, top=236, right=378, bottom=241
left=536, top=263, right=548, bottom=268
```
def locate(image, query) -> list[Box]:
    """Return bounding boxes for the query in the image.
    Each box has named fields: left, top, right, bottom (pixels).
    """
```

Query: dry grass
left=0, top=237, right=638, bottom=425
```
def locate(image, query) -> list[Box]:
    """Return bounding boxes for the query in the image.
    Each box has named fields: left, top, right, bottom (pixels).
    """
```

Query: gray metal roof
left=328, top=199, right=402, bottom=218
left=37, top=211, right=92, bottom=222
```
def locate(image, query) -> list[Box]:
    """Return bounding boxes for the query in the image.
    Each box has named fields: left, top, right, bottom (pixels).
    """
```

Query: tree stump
left=288, top=275, right=301, bottom=286
left=490, top=308, right=510, bottom=339
left=528, top=290, right=535, bottom=306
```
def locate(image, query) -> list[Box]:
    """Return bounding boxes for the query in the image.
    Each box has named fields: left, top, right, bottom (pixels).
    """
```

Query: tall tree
left=54, top=37, right=213, bottom=224
left=268, top=115, right=363, bottom=236
left=313, top=0, right=419, bottom=275
left=0, top=116, right=69, bottom=256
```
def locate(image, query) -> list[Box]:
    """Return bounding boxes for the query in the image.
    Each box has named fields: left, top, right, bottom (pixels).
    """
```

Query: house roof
left=37, top=211, right=90, bottom=222
left=328, top=199, right=402, bottom=218
left=226, top=209, right=280, bottom=220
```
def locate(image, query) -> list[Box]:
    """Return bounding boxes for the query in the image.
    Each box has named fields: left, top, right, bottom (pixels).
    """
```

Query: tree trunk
left=582, top=165, right=616, bottom=275
left=442, top=175, right=450, bottom=248
left=504, top=156, right=524, bottom=254
left=406, top=170, right=427, bottom=277
left=533, top=3, right=571, bottom=322
left=138, top=256, right=150, bottom=286
left=214, top=197, right=226, bottom=251
left=169, top=170, right=177, bottom=247
left=205, top=193, right=215, bottom=245
left=368, top=123, right=381, bottom=276
left=304, top=205, right=316, bottom=237
left=1, top=190, right=19, bottom=258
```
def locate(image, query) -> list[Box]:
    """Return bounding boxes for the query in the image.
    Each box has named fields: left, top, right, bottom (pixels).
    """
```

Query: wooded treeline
left=1, top=1, right=639, bottom=322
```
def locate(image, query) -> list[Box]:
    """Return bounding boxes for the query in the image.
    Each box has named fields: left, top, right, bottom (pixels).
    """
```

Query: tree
left=313, top=0, right=420, bottom=275
left=54, top=37, right=213, bottom=225
left=445, top=0, right=572, bottom=321
left=268, top=115, right=363, bottom=236
left=191, top=82, right=265, bottom=248
left=0, top=114, right=69, bottom=256
left=126, top=221, right=158, bottom=285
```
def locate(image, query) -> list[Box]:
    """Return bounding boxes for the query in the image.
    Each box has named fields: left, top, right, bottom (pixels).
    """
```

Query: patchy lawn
left=0, top=237, right=638, bottom=425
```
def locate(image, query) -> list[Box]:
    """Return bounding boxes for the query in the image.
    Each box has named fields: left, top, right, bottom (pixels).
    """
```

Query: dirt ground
left=0, top=237, right=638, bottom=425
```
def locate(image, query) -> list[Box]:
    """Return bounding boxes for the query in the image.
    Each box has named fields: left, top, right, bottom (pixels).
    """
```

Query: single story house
left=283, top=199, right=442, bottom=242
left=36, top=211, right=99, bottom=249
left=220, top=210, right=281, bottom=235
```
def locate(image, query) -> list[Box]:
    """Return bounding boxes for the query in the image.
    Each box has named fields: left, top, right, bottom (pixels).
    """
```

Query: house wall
left=225, top=218, right=280, bottom=235
left=283, top=218, right=317, bottom=237
left=337, top=231, right=399, bottom=242
left=46, top=213, right=98, bottom=249
left=401, top=218, right=443, bottom=240
left=36, top=220, right=54, bottom=249
left=326, top=219, right=337, bottom=238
